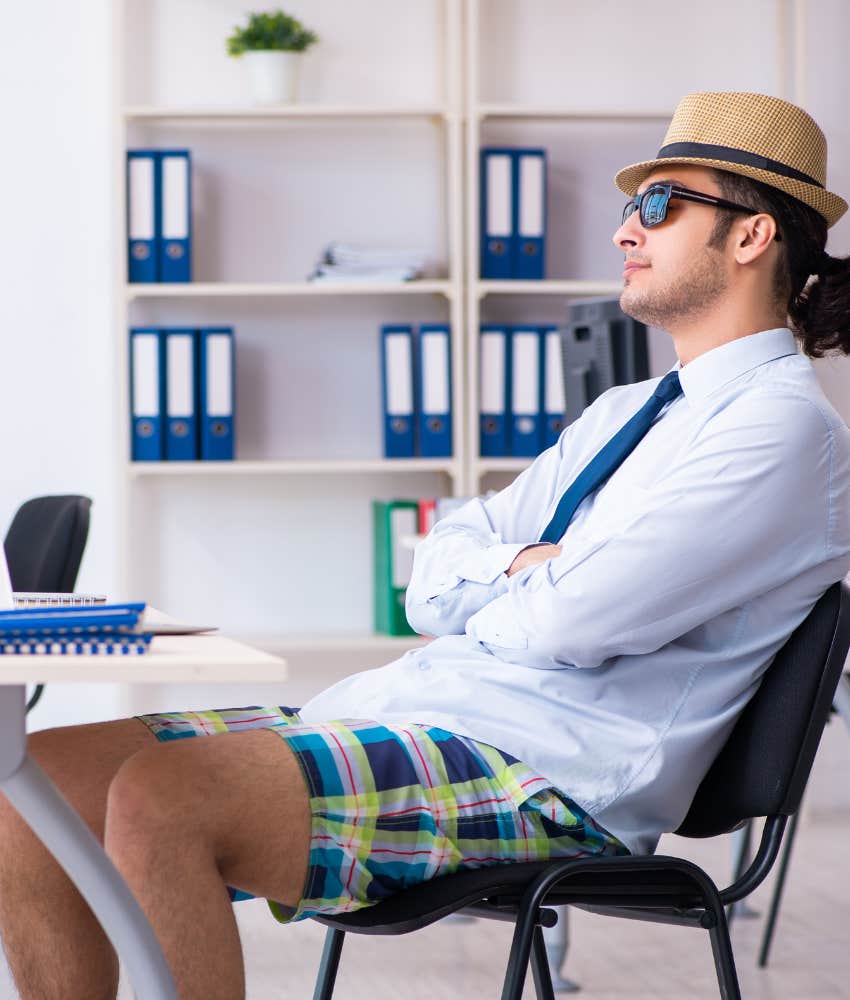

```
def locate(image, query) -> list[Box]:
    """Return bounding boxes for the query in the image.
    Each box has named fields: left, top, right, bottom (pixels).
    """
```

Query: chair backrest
left=676, top=581, right=850, bottom=838
left=3, top=495, right=92, bottom=593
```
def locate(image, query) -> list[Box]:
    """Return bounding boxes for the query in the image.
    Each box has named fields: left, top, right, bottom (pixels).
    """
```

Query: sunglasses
left=622, top=182, right=781, bottom=239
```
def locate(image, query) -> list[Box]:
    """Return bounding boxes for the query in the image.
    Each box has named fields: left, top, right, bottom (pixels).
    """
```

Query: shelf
left=124, top=105, right=448, bottom=122
left=477, top=105, right=672, bottom=121
left=477, top=458, right=534, bottom=475
left=477, top=279, right=622, bottom=297
left=128, top=459, right=459, bottom=478
left=238, top=632, right=429, bottom=655
left=126, top=280, right=454, bottom=301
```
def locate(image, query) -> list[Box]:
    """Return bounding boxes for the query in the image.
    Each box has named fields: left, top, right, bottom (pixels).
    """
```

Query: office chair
left=4, top=495, right=92, bottom=713
left=310, top=582, right=850, bottom=1000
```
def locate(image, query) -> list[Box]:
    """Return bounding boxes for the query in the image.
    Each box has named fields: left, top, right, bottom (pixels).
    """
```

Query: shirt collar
left=675, top=328, right=799, bottom=405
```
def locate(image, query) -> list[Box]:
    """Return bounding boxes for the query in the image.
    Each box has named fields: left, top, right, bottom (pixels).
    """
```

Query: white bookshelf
left=116, top=0, right=465, bottom=660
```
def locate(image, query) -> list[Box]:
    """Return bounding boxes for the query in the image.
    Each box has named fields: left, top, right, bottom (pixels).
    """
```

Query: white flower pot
left=243, top=51, right=300, bottom=105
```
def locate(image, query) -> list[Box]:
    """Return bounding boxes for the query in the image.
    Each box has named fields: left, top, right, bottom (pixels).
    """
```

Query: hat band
left=657, top=141, right=823, bottom=188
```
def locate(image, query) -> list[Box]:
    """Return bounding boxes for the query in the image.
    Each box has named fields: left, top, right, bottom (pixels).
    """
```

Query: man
left=3, top=91, right=850, bottom=1000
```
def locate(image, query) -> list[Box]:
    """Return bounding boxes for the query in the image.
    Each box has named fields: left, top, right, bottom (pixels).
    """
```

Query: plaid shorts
left=137, top=706, right=628, bottom=923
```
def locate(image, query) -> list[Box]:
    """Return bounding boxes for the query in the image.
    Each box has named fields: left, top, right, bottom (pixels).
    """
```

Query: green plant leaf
left=226, top=9, right=319, bottom=55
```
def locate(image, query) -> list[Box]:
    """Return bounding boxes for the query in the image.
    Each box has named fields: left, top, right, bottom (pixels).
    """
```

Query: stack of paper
left=308, top=243, right=427, bottom=283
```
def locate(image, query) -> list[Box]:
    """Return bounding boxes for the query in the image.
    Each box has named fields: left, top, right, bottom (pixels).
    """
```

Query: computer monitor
left=560, top=298, right=649, bottom=426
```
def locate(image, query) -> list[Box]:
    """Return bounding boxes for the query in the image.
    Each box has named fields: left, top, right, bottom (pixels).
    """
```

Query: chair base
left=312, top=854, right=742, bottom=1000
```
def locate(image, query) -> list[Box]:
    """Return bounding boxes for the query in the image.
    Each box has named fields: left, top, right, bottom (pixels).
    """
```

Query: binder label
left=385, top=333, right=414, bottom=415
left=206, top=335, right=233, bottom=416
left=480, top=333, right=506, bottom=411
left=486, top=154, right=512, bottom=236
left=128, top=157, right=155, bottom=240
left=512, top=331, right=540, bottom=415
left=132, top=335, right=159, bottom=415
left=544, top=331, right=566, bottom=412
left=421, top=334, right=450, bottom=413
left=167, top=336, right=194, bottom=416
left=390, top=507, right=417, bottom=589
left=162, top=155, right=189, bottom=240
left=518, top=155, right=544, bottom=236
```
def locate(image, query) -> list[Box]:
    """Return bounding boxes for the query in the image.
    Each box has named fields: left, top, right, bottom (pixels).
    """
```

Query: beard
left=620, top=243, right=729, bottom=329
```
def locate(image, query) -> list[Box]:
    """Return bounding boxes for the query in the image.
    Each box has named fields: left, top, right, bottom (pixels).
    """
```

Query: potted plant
left=226, top=10, right=318, bottom=105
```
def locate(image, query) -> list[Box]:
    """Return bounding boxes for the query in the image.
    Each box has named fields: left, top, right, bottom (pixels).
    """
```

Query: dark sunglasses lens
left=641, top=188, right=669, bottom=227
left=622, top=200, right=638, bottom=225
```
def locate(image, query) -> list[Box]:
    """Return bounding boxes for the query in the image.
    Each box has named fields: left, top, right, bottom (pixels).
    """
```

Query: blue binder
left=515, top=149, right=547, bottom=280
left=164, top=328, right=199, bottom=461
left=199, top=328, right=235, bottom=461
left=416, top=325, right=452, bottom=458
left=540, top=325, right=566, bottom=449
left=126, top=151, right=159, bottom=283
left=0, top=603, right=151, bottom=655
left=479, top=325, right=510, bottom=457
left=130, top=328, right=164, bottom=461
left=158, top=150, right=192, bottom=283
left=480, top=148, right=516, bottom=279
left=509, top=326, right=542, bottom=457
left=380, top=325, right=416, bottom=458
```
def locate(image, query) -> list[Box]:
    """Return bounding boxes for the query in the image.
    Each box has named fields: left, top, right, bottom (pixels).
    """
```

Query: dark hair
left=708, top=169, right=850, bottom=358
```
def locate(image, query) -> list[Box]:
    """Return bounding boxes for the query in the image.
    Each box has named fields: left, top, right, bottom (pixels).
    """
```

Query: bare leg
left=104, top=729, right=311, bottom=1000
left=0, top=719, right=156, bottom=1000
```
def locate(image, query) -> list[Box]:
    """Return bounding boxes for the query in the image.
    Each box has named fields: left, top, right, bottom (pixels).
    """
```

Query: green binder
left=373, top=500, right=419, bottom=636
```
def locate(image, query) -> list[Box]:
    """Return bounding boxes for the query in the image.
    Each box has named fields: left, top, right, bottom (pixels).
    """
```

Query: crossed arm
left=406, top=391, right=836, bottom=669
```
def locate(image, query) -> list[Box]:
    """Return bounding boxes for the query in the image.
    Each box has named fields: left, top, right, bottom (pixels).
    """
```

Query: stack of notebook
left=0, top=604, right=152, bottom=656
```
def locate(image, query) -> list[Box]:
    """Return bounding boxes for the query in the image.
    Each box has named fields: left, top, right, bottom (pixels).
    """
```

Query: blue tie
left=539, top=371, right=683, bottom=544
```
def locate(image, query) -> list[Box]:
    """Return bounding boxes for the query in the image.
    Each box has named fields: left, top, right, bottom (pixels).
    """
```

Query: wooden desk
left=0, top=632, right=287, bottom=1000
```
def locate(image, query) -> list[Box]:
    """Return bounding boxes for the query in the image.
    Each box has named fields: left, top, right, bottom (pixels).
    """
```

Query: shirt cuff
left=453, top=543, right=530, bottom=585
left=466, top=592, right=528, bottom=649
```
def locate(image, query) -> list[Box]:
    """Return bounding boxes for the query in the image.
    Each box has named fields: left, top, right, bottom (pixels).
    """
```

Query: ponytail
left=790, top=252, right=850, bottom=357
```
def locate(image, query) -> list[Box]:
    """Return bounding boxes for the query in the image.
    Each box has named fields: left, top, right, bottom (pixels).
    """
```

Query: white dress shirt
left=300, top=328, right=850, bottom=854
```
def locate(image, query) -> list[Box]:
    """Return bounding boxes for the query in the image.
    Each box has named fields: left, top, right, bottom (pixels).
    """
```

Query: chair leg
left=530, top=924, right=556, bottom=1000
left=313, top=928, right=345, bottom=1000
left=758, top=808, right=801, bottom=968
left=501, top=905, right=539, bottom=1000
left=705, top=904, right=742, bottom=1000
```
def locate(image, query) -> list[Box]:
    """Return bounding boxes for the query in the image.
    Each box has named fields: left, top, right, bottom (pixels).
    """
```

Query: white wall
left=3, top=0, right=850, bottom=811
left=0, top=0, right=123, bottom=725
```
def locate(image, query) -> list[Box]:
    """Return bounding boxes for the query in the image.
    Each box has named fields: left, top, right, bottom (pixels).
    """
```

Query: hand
left=506, top=544, right=562, bottom=577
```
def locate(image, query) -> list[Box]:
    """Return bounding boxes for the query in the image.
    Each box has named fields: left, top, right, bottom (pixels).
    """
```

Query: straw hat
left=615, top=92, right=847, bottom=228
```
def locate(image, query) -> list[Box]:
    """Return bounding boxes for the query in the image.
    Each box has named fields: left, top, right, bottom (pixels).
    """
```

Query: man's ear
left=734, top=213, right=778, bottom=265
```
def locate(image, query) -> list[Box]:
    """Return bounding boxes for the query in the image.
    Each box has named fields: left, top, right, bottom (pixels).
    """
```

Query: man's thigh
left=107, top=729, right=311, bottom=908
left=20, top=718, right=157, bottom=838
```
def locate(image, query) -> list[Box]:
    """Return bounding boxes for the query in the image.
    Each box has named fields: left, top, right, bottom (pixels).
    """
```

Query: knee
left=105, top=744, right=210, bottom=854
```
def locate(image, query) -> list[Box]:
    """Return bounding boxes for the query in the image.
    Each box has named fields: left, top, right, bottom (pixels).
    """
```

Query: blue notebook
left=0, top=604, right=152, bottom=655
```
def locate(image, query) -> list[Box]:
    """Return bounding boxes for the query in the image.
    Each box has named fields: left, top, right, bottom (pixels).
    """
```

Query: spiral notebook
left=0, top=602, right=153, bottom=656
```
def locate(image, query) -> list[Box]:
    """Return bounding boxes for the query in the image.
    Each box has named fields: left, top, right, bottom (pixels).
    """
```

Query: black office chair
left=310, top=582, right=850, bottom=1000
left=4, top=495, right=92, bottom=713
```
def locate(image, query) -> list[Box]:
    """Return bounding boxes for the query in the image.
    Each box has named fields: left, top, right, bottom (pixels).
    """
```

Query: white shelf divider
left=126, top=280, right=453, bottom=301
left=128, top=459, right=460, bottom=479
left=477, top=104, right=673, bottom=121
left=124, top=104, right=449, bottom=122
left=476, top=279, right=622, bottom=298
